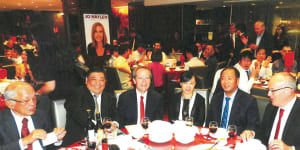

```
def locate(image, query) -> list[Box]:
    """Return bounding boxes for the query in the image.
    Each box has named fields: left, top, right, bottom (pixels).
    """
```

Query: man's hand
left=262, top=56, right=272, bottom=68
left=241, top=35, right=248, bottom=45
left=249, top=44, right=258, bottom=50
left=269, top=139, right=293, bottom=150
left=240, top=130, right=255, bottom=142
left=53, top=128, right=66, bottom=141
left=22, top=129, right=47, bottom=146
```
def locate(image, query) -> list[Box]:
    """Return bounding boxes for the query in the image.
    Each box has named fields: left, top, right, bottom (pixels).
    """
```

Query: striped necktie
left=221, top=97, right=231, bottom=128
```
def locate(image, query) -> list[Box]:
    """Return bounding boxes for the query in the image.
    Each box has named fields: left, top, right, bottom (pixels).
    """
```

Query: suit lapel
left=281, top=100, right=300, bottom=140
left=216, top=94, right=224, bottom=123
left=4, top=110, right=20, bottom=139
left=145, top=90, right=151, bottom=117
left=175, top=93, right=181, bottom=119
left=132, top=90, right=138, bottom=121
left=191, top=94, right=198, bottom=118
left=228, top=90, right=241, bottom=124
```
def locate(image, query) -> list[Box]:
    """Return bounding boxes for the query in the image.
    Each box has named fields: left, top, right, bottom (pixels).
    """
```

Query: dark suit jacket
left=223, top=33, right=245, bottom=64
left=117, top=89, right=164, bottom=128
left=168, top=92, right=206, bottom=126
left=0, top=109, right=51, bottom=150
left=206, top=89, right=259, bottom=134
left=63, top=86, right=117, bottom=146
left=255, top=99, right=300, bottom=149
left=248, top=31, right=273, bottom=56
left=205, top=55, right=218, bottom=88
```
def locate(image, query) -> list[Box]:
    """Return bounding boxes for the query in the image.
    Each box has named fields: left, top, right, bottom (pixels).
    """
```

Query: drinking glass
left=103, top=117, right=112, bottom=129
left=141, top=117, right=150, bottom=130
left=227, top=125, right=237, bottom=138
left=209, top=121, right=218, bottom=134
left=185, top=116, right=194, bottom=127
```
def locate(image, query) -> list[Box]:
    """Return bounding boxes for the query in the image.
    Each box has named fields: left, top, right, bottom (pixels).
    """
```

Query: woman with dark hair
left=168, top=71, right=206, bottom=126
left=273, top=24, right=289, bottom=50
left=147, top=50, right=164, bottom=92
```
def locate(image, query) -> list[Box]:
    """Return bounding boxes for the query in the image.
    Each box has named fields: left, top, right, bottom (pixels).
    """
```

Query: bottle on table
left=86, top=109, right=96, bottom=150
left=95, top=111, right=104, bottom=145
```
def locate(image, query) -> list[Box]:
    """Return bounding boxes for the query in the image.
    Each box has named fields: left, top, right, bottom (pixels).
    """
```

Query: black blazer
left=168, top=92, right=206, bottom=126
left=248, top=31, right=273, bottom=56
left=63, top=86, right=117, bottom=146
left=206, top=89, right=259, bottom=134
left=0, top=109, right=51, bottom=150
left=117, top=89, right=164, bottom=128
left=223, top=33, right=245, bottom=64
left=256, top=99, right=300, bottom=149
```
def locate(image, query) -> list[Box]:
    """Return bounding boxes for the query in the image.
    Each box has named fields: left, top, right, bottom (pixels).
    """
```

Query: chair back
left=189, top=66, right=210, bottom=88
left=51, top=99, right=66, bottom=128
left=252, top=95, right=270, bottom=124
left=114, top=89, right=128, bottom=104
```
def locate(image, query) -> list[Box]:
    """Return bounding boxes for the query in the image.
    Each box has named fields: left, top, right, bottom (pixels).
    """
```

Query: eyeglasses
left=9, top=98, right=37, bottom=104
left=268, top=87, right=292, bottom=93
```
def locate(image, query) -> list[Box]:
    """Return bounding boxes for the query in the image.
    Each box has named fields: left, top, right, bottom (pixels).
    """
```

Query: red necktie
left=140, top=96, right=145, bottom=122
left=22, top=118, right=32, bottom=150
left=274, top=109, right=285, bottom=139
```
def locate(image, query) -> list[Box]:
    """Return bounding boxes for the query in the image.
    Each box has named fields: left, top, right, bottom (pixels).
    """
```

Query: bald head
left=268, top=72, right=296, bottom=107
left=254, top=21, right=265, bottom=36
left=4, top=81, right=37, bottom=117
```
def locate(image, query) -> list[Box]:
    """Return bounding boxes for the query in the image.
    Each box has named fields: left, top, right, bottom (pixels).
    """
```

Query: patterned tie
left=182, top=99, right=190, bottom=120
left=274, top=109, right=285, bottom=139
left=140, top=96, right=145, bottom=122
left=93, top=94, right=99, bottom=113
left=22, top=118, right=32, bottom=150
left=221, top=97, right=231, bottom=128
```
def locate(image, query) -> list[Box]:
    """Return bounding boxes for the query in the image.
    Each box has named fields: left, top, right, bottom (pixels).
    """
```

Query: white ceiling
left=0, top=0, right=131, bottom=11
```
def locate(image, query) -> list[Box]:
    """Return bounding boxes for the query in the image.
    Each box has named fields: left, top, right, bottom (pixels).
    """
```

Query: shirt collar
left=280, top=96, right=297, bottom=111
left=224, top=89, right=238, bottom=100
left=136, top=89, right=148, bottom=98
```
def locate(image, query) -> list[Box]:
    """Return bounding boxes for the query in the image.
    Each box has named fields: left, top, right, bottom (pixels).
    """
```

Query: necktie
left=140, top=96, right=145, bottom=122
left=182, top=99, right=190, bottom=120
left=22, top=118, right=32, bottom=150
left=93, top=94, right=100, bottom=113
left=274, top=109, right=285, bottom=139
left=231, top=34, right=235, bottom=49
left=221, top=97, right=231, bottom=128
left=246, top=70, right=250, bottom=80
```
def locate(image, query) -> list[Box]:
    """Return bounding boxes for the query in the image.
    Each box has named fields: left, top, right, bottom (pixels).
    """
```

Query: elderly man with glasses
left=241, top=72, right=300, bottom=150
left=0, top=81, right=66, bottom=149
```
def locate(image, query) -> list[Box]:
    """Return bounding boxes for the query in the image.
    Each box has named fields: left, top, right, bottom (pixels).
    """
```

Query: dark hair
left=151, top=50, right=162, bottom=62
left=187, top=45, right=198, bottom=57
left=180, top=71, right=195, bottom=83
left=118, top=44, right=129, bottom=55
left=221, top=67, right=240, bottom=79
left=86, top=67, right=106, bottom=78
left=239, top=50, right=254, bottom=61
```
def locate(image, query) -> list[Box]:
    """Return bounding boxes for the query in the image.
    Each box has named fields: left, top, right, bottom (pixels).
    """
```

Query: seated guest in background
left=272, top=46, right=297, bottom=74
left=131, top=43, right=147, bottom=65
left=241, top=72, right=300, bottom=150
left=147, top=51, right=164, bottom=92
left=63, top=67, right=117, bottom=146
left=202, top=44, right=218, bottom=88
left=1, top=81, right=66, bottom=149
left=114, top=45, right=133, bottom=90
left=195, top=41, right=205, bottom=60
left=250, top=48, right=272, bottom=79
left=184, top=45, right=205, bottom=70
left=108, top=46, right=119, bottom=67
left=234, top=50, right=257, bottom=93
left=117, top=66, right=164, bottom=128
left=150, top=42, right=168, bottom=64
left=206, top=67, right=259, bottom=135
left=168, top=71, right=206, bottom=126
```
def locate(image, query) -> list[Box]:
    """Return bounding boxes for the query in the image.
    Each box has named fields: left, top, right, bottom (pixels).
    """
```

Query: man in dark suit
left=63, top=67, right=117, bottom=146
left=222, top=23, right=245, bottom=65
left=0, top=81, right=66, bottom=149
left=241, top=72, right=300, bottom=150
left=117, top=66, right=164, bottom=128
left=206, top=67, right=259, bottom=134
left=246, top=21, right=273, bottom=56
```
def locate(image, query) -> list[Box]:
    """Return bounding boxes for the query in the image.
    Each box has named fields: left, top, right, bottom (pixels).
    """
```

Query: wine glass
left=185, top=116, right=194, bottom=127
left=141, top=117, right=150, bottom=130
left=103, top=117, right=112, bottom=129
left=227, top=125, right=237, bottom=138
left=209, top=121, right=218, bottom=134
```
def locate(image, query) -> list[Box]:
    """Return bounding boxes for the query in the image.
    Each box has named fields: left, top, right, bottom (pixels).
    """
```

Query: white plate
left=148, top=120, right=173, bottom=143
left=189, top=144, right=231, bottom=150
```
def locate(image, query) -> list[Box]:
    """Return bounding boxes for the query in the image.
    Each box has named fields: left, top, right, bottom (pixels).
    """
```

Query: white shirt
left=268, top=97, right=297, bottom=143
left=250, top=59, right=273, bottom=79
left=221, top=90, right=238, bottom=128
left=234, top=63, right=254, bottom=93
left=136, top=89, right=148, bottom=124
left=11, top=110, right=43, bottom=150
left=178, top=92, right=196, bottom=120
left=231, top=33, right=236, bottom=49
left=184, top=57, right=205, bottom=70
left=131, top=50, right=146, bottom=64
left=256, top=32, right=264, bottom=46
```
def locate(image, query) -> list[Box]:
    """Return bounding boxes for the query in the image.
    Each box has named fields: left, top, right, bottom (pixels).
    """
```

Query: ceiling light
left=275, top=6, right=279, bottom=9
left=279, top=2, right=283, bottom=5
left=251, top=3, right=256, bottom=6
left=17, top=3, right=22, bottom=6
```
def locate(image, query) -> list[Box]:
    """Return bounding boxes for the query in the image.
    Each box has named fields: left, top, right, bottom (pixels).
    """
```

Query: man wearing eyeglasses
left=0, top=81, right=66, bottom=149
left=241, top=72, right=300, bottom=150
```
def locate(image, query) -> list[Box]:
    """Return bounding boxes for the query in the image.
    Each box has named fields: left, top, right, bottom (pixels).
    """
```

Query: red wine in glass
left=142, top=122, right=149, bottom=129
left=87, top=141, right=96, bottom=149
left=228, top=131, right=236, bottom=138
left=209, top=127, right=217, bottom=134
left=103, top=122, right=111, bottom=129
